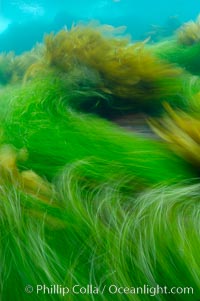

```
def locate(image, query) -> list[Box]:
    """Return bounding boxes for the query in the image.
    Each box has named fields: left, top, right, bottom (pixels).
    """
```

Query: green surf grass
left=1, top=172, right=200, bottom=300
left=0, top=23, right=200, bottom=301
left=0, top=75, right=193, bottom=188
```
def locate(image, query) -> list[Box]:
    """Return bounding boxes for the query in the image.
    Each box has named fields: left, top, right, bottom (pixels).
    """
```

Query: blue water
left=0, top=0, right=200, bottom=54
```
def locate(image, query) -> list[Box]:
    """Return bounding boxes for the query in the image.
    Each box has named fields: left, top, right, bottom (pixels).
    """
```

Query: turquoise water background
left=0, top=0, right=200, bottom=53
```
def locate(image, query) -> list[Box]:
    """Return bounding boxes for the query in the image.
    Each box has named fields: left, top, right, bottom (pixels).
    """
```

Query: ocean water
left=0, top=0, right=199, bottom=53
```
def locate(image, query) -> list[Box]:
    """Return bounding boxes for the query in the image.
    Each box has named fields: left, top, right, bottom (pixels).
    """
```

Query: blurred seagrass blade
left=149, top=102, right=200, bottom=167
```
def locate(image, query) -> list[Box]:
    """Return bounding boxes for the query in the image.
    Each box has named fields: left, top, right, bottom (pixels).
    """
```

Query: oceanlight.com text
left=25, top=284, right=194, bottom=297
